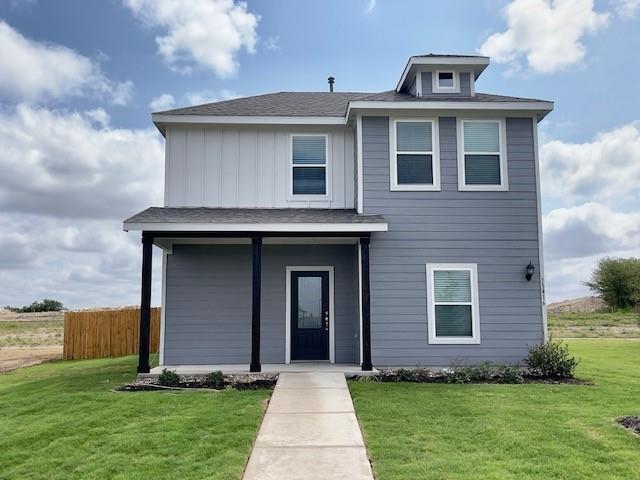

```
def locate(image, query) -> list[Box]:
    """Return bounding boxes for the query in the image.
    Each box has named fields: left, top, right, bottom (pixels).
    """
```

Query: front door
left=291, top=271, right=329, bottom=361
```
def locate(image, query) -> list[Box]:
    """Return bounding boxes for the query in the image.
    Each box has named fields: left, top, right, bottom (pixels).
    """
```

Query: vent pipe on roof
left=328, top=76, right=335, bottom=92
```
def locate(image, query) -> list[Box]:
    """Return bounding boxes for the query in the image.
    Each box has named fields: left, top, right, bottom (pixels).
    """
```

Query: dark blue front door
left=291, top=271, right=329, bottom=361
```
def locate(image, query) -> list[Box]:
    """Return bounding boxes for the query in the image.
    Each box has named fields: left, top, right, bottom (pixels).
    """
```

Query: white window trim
left=426, top=263, right=481, bottom=345
left=285, top=266, right=335, bottom=364
left=389, top=117, right=441, bottom=191
left=289, top=133, right=331, bottom=201
left=432, top=70, right=460, bottom=94
left=457, top=118, right=509, bottom=192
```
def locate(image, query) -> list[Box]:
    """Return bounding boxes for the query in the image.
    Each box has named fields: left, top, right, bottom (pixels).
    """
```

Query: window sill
left=428, top=336, right=481, bottom=345
left=458, top=184, right=509, bottom=192
left=391, top=184, right=441, bottom=192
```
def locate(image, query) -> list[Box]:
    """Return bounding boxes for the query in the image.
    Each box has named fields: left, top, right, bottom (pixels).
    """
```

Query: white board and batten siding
left=165, top=125, right=355, bottom=209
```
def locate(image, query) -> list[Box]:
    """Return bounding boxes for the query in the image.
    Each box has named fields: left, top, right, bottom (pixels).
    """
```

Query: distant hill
left=547, top=296, right=607, bottom=314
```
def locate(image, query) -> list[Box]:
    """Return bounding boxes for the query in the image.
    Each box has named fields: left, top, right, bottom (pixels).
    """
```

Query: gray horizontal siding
left=362, top=115, right=544, bottom=366
left=164, top=244, right=359, bottom=365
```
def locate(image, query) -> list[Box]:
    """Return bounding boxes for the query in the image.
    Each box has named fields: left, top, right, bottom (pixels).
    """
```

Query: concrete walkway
left=243, top=372, right=374, bottom=480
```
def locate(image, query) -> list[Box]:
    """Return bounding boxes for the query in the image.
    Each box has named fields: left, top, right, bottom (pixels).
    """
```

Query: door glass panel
left=297, top=276, right=322, bottom=329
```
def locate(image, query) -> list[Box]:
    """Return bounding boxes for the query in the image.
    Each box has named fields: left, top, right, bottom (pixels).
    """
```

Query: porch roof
left=123, top=207, right=388, bottom=233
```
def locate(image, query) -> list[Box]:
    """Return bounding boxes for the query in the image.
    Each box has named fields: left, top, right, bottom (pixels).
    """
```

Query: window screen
left=438, top=72, right=454, bottom=88
left=394, top=121, right=434, bottom=185
left=433, top=269, right=474, bottom=338
left=292, top=135, right=327, bottom=195
left=462, top=121, right=502, bottom=186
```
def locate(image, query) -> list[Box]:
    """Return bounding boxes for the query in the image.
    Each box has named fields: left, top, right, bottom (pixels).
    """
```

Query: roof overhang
left=124, top=222, right=388, bottom=233
left=396, top=56, right=490, bottom=92
left=346, top=100, right=554, bottom=122
left=152, top=114, right=346, bottom=136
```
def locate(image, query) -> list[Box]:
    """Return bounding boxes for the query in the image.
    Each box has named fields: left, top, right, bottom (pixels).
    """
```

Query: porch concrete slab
left=276, top=371, right=348, bottom=389
left=148, top=363, right=374, bottom=375
left=243, top=446, right=373, bottom=480
left=267, top=386, right=354, bottom=413
left=255, top=412, right=364, bottom=447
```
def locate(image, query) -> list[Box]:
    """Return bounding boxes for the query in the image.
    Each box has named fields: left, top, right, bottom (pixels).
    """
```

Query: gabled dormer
left=396, top=54, right=489, bottom=97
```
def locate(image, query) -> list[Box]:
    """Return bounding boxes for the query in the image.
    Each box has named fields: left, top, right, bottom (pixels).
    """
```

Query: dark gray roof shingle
left=154, top=91, right=550, bottom=117
left=124, top=207, right=386, bottom=225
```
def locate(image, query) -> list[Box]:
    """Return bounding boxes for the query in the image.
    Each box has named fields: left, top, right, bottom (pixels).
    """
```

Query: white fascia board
left=123, top=222, right=389, bottom=233
left=346, top=100, right=554, bottom=121
left=396, top=56, right=490, bottom=92
left=152, top=114, right=346, bottom=126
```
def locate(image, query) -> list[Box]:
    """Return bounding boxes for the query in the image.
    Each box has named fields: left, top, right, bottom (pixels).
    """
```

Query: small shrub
left=445, top=366, right=474, bottom=384
left=496, top=365, right=524, bottom=384
left=413, top=368, right=435, bottom=382
left=469, top=362, right=494, bottom=382
left=203, top=370, right=225, bottom=389
left=157, top=368, right=181, bottom=387
left=526, top=340, right=578, bottom=379
left=395, top=368, right=417, bottom=382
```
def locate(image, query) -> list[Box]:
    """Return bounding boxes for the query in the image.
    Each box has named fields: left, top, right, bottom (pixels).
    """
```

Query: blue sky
left=0, top=0, right=639, bottom=308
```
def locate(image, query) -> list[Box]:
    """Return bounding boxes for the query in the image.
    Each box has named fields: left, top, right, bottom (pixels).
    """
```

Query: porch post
left=137, top=232, right=153, bottom=374
left=360, top=236, right=373, bottom=371
left=250, top=235, right=262, bottom=372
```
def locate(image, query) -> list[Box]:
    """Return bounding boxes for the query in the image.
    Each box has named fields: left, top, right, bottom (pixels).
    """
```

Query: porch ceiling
left=123, top=207, right=388, bottom=233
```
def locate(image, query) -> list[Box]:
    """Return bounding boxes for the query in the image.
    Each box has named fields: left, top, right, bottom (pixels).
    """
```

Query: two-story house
left=124, top=54, right=553, bottom=374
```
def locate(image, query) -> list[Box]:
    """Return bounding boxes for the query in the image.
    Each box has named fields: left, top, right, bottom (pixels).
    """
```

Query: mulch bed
left=117, top=373, right=278, bottom=392
left=618, top=416, right=640, bottom=436
left=351, top=368, right=590, bottom=385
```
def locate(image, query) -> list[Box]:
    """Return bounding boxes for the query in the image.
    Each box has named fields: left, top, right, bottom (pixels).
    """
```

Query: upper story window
left=426, top=263, right=481, bottom=345
left=389, top=118, right=440, bottom=191
left=291, top=134, right=328, bottom=197
left=457, top=119, right=508, bottom=191
left=432, top=70, right=459, bottom=93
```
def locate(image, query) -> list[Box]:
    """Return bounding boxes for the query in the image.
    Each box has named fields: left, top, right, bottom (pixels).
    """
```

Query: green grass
left=0, top=319, right=63, bottom=346
left=0, top=356, right=270, bottom=480
left=350, top=339, right=640, bottom=480
left=548, top=311, right=640, bottom=338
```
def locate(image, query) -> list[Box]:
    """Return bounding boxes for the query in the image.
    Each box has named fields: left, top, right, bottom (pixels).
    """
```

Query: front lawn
left=350, top=339, right=640, bottom=480
left=0, top=356, right=270, bottom=480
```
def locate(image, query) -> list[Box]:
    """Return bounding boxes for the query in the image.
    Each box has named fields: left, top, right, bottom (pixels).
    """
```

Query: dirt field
left=0, top=310, right=64, bottom=372
left=0, top=346, right=63, bottom=373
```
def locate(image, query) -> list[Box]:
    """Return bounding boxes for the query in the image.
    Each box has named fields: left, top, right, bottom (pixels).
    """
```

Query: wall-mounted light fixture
left=526, top=262, right=535, bottom=281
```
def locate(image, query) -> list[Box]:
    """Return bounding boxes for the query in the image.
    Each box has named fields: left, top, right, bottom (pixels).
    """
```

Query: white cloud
left=543, top=203, right=640, bottom=303
left=149, top=93, right=176, bottom=111
left=541, top=122, right=640, bottom=202
left=0, top=215, right=163, bottom=308
left=149, top=89, right=239, bottom=111
left=365, top=0, right=377, bottom=14
left=184, top=88, right=239, bottom=105
left=543, top=203, right=640, bottom=301
left=124, top=0, right=260, bottom=76
left=613, top=0, right=640, bottom=17
left=0, top=21, right=133, bottom=104
left=84, top=108, right=111, bottom=128
left=544, top=203, right=640, bottom=260
left=479, top=0, right=609, bottom=74
left=0, top=104, right=164, bottom=219
left=263, top=35, right=280, bottom=51
left=0, top=104, right=165, bottom=308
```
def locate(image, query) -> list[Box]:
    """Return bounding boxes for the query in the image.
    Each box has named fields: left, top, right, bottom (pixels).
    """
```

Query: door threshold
left=290, top=360, right=331, bottom=364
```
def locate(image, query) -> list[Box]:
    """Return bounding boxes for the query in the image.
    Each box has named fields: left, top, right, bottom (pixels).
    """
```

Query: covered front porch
left=123, top=207, right=388, bottom=374
left=147, top=363, right=378, bottom=375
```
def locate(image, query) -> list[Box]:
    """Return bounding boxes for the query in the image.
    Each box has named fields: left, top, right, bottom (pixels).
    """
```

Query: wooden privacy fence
left=63, top=308, right=160, bottom=360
